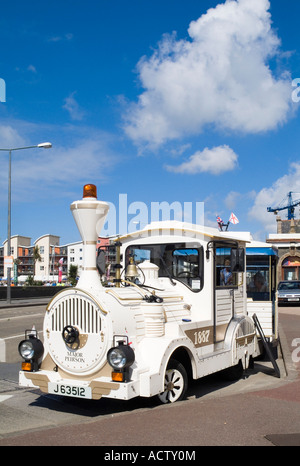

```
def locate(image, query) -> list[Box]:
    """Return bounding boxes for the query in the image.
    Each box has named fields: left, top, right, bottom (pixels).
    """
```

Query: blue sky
left=1, top=0, right=300, bottom=245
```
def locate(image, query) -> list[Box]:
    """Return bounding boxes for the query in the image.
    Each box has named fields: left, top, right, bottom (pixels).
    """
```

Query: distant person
left=249, top=272, right=268, bottom=292
left=220, top=259, right=232, bottom=286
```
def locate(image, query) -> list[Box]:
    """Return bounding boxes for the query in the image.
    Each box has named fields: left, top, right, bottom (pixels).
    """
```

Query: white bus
left=18, top=185, right=279, bottom=403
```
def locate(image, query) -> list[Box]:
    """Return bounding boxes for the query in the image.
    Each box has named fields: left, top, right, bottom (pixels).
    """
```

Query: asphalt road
left=0, top=302, right=46, bottom=363
left=0, top=302, right=299, bottom=447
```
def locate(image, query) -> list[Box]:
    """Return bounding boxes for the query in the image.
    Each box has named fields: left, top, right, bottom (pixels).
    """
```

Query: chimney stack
left=70, top=184, right=109, bottom=292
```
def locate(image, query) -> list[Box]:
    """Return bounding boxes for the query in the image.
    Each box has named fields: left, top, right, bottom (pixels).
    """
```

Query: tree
left=33, top=245, right=42, bottom=264
left=68, top=264, right=78, bottom=286
left=30, top=245, right=42, bottom=283
left=23, top=246, right=41, bottom=286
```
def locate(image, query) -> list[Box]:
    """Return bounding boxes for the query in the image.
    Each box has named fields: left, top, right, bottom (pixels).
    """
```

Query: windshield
left=125, top=242, right=203, bottom=292
left=278, top=281, right=300, bottom=290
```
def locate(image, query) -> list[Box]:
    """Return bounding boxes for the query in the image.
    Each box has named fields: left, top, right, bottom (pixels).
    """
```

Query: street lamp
left=0, top=142, right=52, bottom=303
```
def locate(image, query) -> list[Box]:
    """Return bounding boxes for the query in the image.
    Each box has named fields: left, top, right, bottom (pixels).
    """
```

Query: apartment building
left=68, top=241, right=84, bottom=278
left=1, top=235, right=33, bottom=282
left=34, top=234, right=66, bottom=282
left=0, top=234, right=115, bottom=284
left=0, top=234, right=83, bottom=284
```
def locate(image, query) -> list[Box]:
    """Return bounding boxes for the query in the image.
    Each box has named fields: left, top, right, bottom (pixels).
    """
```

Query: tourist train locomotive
left=18, top=184, right=279, bottom=403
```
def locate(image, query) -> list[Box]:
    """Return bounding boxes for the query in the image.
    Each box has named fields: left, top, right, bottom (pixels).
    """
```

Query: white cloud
left=225, top=191, right=240, bottom=210
left=124, top=0, right=292, bottom=148
left=27, top=65, right=37, bottom=73
left=165, top=145, right=238, bottom=175
left=48, top=33, right=74, bottom=43
left=12, top=139, right=116, bottom=199
left=249, top=162, right=300, bottom=232
left=63, top=92, right=85, bottom=121
left=0, top=122, right=119, bottom=202
left=0, top=125, right=26, bottom=148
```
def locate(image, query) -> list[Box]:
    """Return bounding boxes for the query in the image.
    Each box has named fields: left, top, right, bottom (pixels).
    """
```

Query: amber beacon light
left=83, top=184, right=97, bottom=198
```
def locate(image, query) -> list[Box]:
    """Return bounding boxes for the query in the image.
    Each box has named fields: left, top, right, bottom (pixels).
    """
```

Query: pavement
left=0, top=303, right=300, bottom=447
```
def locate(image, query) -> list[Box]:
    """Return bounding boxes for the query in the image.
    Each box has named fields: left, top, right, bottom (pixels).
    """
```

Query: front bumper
left=19, top=369, right=140, bottom=400
left=278, top=295, right=300, bottom=304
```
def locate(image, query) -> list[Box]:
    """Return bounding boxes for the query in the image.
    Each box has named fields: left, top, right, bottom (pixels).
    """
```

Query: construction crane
left=267, top=191, right=300, bottom=220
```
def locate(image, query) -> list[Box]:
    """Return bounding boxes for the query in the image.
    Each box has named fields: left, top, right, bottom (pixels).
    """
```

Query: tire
left=157, top=359, right=188, bottom=404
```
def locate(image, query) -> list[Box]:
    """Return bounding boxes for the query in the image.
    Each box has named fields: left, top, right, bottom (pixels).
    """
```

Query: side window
left=215, top=247, right=237, bottom=287
left=172, top=248, right=201, bottom=291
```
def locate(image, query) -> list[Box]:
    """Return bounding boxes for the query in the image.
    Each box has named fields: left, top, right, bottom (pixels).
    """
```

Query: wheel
left=157, top=359, right=188, bottom=404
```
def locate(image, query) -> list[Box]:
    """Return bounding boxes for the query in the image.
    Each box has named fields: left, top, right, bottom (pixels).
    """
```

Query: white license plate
left=48, top=382, right=92, bottom=399
left=288, top=298, right=299, bottom=301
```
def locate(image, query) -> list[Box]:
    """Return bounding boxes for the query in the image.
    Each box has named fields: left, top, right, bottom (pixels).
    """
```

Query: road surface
left=0, top=302, right=299, bottom=447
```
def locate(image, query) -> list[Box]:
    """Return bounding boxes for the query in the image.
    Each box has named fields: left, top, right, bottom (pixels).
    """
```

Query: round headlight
left=18, top=340, right=35, bottom=360
left=108, top=348, right=127, bottom=369
left=18, top=337, right=44, bottom=361
left=107, top=344, right=135, bottom=370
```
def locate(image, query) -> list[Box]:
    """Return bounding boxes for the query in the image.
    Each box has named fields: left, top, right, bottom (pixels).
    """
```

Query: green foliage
left=68, top=264, right=78, bottom=286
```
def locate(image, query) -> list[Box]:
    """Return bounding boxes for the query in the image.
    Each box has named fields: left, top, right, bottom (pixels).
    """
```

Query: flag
left=216, top=215, right=229, bottom=231
left=58, top=258, right=64, bottom=265
left=229, top=212, right=239, bottom=224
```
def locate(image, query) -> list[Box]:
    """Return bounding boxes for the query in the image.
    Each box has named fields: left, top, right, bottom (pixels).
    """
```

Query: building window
left=282, top=256, right=300, bottom=280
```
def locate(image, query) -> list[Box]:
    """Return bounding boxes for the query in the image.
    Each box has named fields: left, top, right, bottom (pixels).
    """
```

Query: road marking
left=0, top=313, right=44, bottom=322
left=4, top=333, right=29, bottom=340
left=4, top=331, right=43, bottom=340
left=0, top=338, right=5, bottom=362
left=0, top=395, right=13, bottom=403
left=0, top=331, right=42, bottom=362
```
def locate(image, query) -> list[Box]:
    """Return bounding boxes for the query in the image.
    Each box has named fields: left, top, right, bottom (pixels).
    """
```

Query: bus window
left=246, top=267, right=270, bottom=301
left=246, top=249, right=277, bottom=302
left=248, top=271, right=268, bottom=293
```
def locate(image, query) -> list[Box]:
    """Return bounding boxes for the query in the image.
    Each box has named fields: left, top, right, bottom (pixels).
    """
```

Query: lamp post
left=0, top=142, right=52, bottom=303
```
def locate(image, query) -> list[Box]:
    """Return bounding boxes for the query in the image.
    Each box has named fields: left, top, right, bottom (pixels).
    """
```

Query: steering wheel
left=177, top=271, right=198, bottom=279
left=62, top=326, right=79, bottom=344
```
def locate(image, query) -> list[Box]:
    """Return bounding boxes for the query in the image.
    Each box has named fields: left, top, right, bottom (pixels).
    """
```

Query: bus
left=246, top=241, right=278, bottom=343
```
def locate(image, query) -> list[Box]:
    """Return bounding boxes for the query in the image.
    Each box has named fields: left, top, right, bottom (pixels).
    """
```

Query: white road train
left=18, top=185, right=279, bottom=403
